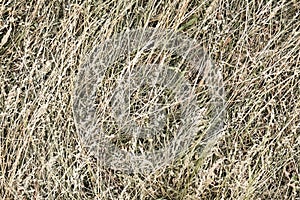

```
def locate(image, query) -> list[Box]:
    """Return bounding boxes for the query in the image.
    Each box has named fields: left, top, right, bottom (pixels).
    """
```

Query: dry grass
left=0, top=0, right=300, bottom=199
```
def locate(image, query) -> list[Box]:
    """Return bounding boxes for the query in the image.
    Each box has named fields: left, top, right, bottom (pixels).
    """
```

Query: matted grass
left=0, top=0, right=299, bottom=199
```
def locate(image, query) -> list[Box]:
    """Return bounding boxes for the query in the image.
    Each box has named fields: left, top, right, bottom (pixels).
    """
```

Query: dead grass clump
left=0, top=0, right=299, bottom=199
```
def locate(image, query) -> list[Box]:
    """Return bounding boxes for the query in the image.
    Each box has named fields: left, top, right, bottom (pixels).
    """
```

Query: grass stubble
left=0, top=0, right=299, bottom=199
